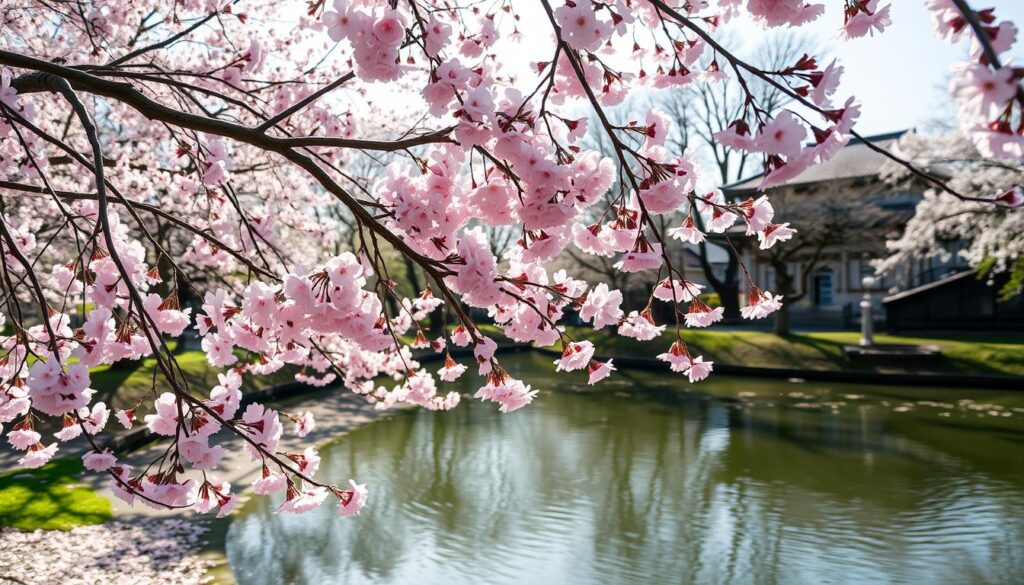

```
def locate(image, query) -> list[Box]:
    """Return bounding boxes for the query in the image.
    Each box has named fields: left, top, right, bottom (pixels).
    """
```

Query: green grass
left=0, top=458, right=112, bottom=531
left=89, top=347, right=297, bottom=412
left=0, top=346, right=297, bottom=532
left=561, top=327, right=1024, bottom=376
left=802, top=331, right=1024, bottom=376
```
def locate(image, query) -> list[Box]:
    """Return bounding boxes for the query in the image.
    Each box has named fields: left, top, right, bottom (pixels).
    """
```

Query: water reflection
left=226, top=353, right=1024, bottom=585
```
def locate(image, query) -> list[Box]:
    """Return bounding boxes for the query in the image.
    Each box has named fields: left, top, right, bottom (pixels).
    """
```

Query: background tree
left=877, top=131, right=1024, bottom=298
left=752, top=184, right=892, bottom=335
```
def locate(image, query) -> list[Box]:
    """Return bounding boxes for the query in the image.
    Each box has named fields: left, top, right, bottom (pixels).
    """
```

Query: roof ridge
left=842, top=129, right=908, bottom=146
left=721, top=128, right=911, bottom=194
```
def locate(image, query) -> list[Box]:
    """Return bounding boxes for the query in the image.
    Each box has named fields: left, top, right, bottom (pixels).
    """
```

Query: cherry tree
left=0, top=0, right=1019, bottom=519
left=877, top=131, right=1024, bottom=297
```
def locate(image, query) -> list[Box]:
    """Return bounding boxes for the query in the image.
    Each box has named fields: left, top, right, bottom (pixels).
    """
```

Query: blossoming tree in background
left=0, top=0, right=1019, bottom=517
left=878, top=132, right=1024, bottom=296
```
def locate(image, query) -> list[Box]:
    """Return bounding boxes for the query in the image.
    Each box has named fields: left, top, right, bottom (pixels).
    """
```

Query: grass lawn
left=562, top=327, right=1024, bottom=377
left=89, top=347, right=297, bottom=412
left=0, top=458, right=112, bottom=531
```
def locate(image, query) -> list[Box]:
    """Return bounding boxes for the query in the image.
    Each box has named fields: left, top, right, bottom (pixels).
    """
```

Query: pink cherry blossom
left=657, top=340, right=692, bottom=373
left=145, top=393, right=179, bottom=437
left=19, top=443, right=58, bottom=469
left=372, top=12, right=407, bottom=47
left=337, top=479, right=369, bottom=517
left=555, top=1, right=611, bottom=52
left=241, top=403, right=283, bottom=460
left=7, top=427, right=41, bottom=450
left=438, top=355, right=468, bottom=381
left=83, top=449, right=118, bottom=472
left=27, top=360, right=92, bottom=416
left=194, top=481, right=237, bottom=517
left=79, top=401, right=109, bottom=435
left=809, top=60, right=843, bottom=107
left=587, top=359, right=616, bottom=385
left=653, top=278, right=703, bottom=303
left=755, top=112, right=807, bottom=159
left=643, top=109, right=673, bottom=149
left=580, top=283, right=624, bottom=329
left=747, top=0, right=824, bottom=28
left=715, top=120, right=757, bottom=151
left=685, top=356, right=714, bottom=383
left=277, top=485, right=329, bottom=514
left=668, top=216, right=705, bottom=244
left=253, top=468, right=288, bottom=496
left=294, top=411, right=316, bottom=438
left=739, top=196, right=775, bottom=236
left=475, top=371, right=538, bottom=413
left=555, top=341, right=596, bottom=372
left=742, top=289, right=785, bottom=320
left=614, top=240, right=663, bottom=272
left=618, top=310, right=665, bottom=341
left=115, top=409, right=135, bottom=430
left=54, top=418, right=82, bottom=442
left=950, top=64, right=1017, bottom=118
left=758, top=223, right=797, bottom=249
left=840, top=1, right=892, bottom=39
left=685, top=300, right=725, bottom=328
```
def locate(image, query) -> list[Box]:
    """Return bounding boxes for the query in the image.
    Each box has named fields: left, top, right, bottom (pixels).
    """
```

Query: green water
left=225, top=352, right=1024, bottom=585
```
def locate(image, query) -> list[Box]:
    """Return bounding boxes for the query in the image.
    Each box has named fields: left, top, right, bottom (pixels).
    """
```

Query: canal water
left=225, top=352, right=1024, bottom=584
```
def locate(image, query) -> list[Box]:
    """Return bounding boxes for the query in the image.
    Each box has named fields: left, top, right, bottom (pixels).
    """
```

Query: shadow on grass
left=0, top=457, right=112, bottom=531
left=778, top=335, right=849, bottom=368
left=90, top=360, right=145, bottom=409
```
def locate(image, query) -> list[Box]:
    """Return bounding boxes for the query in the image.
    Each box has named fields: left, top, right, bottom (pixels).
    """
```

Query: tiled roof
left=721, top=130, right=915, bottom=196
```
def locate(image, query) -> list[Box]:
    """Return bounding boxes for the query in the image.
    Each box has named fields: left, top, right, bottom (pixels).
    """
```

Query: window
left=813, top=267, right=835, bottom=305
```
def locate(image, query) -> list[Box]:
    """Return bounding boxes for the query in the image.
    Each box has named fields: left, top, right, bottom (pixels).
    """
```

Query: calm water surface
left=226, top=352, right=1024, bottom=585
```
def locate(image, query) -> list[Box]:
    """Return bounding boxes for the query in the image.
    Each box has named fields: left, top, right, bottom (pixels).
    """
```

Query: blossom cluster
left=928, top=1, right=1023, bottom=166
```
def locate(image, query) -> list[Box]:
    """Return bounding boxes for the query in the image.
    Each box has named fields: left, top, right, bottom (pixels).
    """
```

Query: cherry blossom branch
left=45, top=74, right=344, bottom=503
left=950, top=0, right=1024, bottom=105
left=645, top=0, right=996, bottom=205
left=0, top=50, right=460, bottom=289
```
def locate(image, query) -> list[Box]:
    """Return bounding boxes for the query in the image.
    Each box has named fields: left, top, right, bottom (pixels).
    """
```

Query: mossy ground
left=0, top=457, right=112, bottom=531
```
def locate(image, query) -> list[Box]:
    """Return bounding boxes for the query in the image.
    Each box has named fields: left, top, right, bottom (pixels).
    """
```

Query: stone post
left=860, top=276, right=875, bottom=347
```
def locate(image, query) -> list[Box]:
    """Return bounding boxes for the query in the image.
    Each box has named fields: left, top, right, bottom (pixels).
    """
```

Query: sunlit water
left=225, top=352, right=1024, bottom=585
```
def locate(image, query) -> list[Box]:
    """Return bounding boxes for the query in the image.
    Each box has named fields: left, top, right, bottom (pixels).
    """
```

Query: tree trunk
left=771, top=261, right=795, bottom=337
left=719, top=277, right=741, bottom=322
left=693, top=235, right=743, bottom=322
left=773, top=303, right=791, bottom=336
